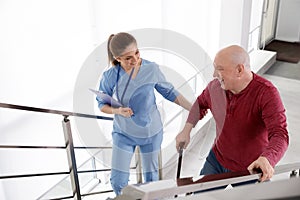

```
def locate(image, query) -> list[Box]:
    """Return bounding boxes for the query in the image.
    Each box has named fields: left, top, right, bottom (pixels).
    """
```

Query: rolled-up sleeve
left=154, top=66, right=179, bottom=102
left=97, top=70, right=115, bottom=109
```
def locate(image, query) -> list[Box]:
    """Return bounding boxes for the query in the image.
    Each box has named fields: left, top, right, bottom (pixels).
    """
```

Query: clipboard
left=89, top=88, right=123, bottom=107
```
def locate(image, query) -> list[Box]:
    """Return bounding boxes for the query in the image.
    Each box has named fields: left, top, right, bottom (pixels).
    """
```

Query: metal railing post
left=135, top=148, right=162, bottom=182
left=62, top=116, right=81, bottom=200
left=135, top=146, right=143, bottom=183
left=91, top=156, right=98, bottom=180
left=158, top=149, right=163, bottom=180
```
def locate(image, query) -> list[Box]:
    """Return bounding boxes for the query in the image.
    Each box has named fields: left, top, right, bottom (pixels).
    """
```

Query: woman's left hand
left=114, top=107, right=134, bottom=117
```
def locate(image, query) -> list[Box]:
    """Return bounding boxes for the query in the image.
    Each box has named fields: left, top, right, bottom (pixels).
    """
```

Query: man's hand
left=175, top=123, right=193, bottom=152
left=176, top=131, right=190, bottom=152
left=247, top=156, right=274, bottom=182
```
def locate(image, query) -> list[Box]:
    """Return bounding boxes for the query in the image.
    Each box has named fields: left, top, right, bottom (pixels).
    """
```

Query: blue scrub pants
left=110, top=131, right=163, bottom=195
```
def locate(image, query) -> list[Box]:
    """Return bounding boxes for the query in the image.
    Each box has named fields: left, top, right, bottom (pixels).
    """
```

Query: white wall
left=276, top=0, right=300, bottom=42
left=250, top=0, right=264, bottom=51
left=0, top=0, right=94, bottom=110
left=219, top=0, right=265, bottom=52
left=219, top=0, right=248, bottom=49
left=161, top=0, right=221, bottom=58
left=0, top=0, right=94, bottom=199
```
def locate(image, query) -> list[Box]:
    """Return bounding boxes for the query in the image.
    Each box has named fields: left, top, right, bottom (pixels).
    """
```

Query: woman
left=97, top=32, right=191, bottom=195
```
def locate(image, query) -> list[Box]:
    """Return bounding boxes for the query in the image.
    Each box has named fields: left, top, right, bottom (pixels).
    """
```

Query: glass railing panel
left=81, top=148, right=115, bottom=195
left=36, top=176, right=73, bottom=200
left=0, top=148, right=69, bottom=176
left=77, top=156, right=97, bottom=191
left=71, top=116, right=113, bottom=150
left=0, top=108, right=66, bottom=147
left=0, top=175, right=72, bottom=200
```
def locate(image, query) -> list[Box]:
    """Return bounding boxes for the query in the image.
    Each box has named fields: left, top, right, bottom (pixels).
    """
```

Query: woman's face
left=116, top=43, right=141, bottom=70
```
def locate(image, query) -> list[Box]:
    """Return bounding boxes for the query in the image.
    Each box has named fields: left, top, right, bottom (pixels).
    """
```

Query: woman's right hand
left=113, top=107, right=134, bottom=117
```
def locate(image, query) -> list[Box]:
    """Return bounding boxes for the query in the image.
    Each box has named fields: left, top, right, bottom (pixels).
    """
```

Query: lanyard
left=116, top=66, right=135, bottom=105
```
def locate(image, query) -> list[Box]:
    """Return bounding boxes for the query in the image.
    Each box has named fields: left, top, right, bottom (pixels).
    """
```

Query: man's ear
left=236, top=64, right=244, bottom=77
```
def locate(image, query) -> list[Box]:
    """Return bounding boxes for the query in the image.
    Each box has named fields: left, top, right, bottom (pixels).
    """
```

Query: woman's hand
left=113, top=107, right=134, bottom=117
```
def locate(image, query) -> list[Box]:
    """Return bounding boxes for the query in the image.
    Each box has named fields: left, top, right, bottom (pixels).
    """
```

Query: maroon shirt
left=187, top=73, right=289, bottom=171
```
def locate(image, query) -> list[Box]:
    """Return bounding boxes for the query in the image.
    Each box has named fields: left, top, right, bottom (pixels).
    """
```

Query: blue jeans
left=200, top=149, right=231, bottom=175
left=110, top=132, right=163, bottom=195
left=197, top=149, right=257, bottom=192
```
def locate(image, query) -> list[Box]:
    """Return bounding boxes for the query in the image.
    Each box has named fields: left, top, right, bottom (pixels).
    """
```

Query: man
left=176, top=45, right=289, bottom=182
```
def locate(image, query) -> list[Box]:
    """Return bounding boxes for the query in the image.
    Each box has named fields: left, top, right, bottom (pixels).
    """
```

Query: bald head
left=213, top=45, right=253, bottom=94
left=216, top=45, right=250, bottom=70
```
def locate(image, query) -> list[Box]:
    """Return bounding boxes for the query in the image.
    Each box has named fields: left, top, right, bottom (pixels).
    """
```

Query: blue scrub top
left=97, top=59, right=179, bottom=139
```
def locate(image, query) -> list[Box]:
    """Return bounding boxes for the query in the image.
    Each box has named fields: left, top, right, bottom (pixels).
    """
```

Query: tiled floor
left=266, top=60, right=300, bottom=81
